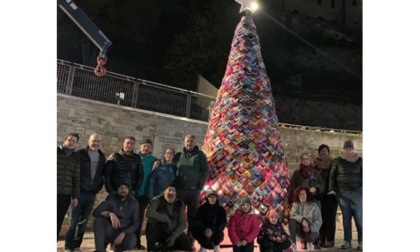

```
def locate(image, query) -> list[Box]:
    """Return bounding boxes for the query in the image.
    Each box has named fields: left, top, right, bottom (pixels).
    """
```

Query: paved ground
left=57, top=225, right=360, bottom=252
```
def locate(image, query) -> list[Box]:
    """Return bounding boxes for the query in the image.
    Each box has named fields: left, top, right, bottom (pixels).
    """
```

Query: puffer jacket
left=57, top=146, right=80, bottom=198
left=228, top=209, right=261, bottom=245
left=92, top=191, right=140, bottom=234
left=104, top=149, right=143, bottom=193
left=330, top=156, right=362, bottom=192
left=173, top=146, right=209, bottom=190
left=290, top=201, right=322, bottom=233
left=77, top=147, right=106, bottom=194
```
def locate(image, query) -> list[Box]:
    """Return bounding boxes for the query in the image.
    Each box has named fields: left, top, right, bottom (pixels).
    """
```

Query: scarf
left=300, top=163, right=313, bottom=179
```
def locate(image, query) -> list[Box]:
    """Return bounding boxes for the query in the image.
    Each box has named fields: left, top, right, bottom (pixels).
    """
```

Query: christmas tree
left=202, top=3, right=290, bottom=221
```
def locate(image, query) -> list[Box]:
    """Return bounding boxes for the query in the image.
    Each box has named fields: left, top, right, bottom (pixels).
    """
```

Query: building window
left=318, top=0, right=322, bottom=5
left=331, top=0, right=335, bottom=8
left=353, top=0, right=357, bottom=6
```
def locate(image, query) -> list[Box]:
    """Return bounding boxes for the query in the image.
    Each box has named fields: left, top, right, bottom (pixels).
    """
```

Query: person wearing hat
left=145, top=182, right=193, bottom=251
left=227, top=197, right=261, bottom=252
left=92, top=180, right=140, bottom=252
left=257, top=210, right=293, bottom=252
left=191, top=191, right=227, bottom=252
left=328, top=140, right=363, bottom=251
left=134, top=138, right=158, bottom=250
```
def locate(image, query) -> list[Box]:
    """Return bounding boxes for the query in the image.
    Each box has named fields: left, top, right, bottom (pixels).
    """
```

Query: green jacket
left=173, top=146, right=209, bottom=190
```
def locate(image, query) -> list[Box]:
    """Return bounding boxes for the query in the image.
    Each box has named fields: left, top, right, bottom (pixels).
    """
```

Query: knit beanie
left=139, top=139, right=153, bottom=146
left=343, top=140, right=354, bottom=149
left=240, top=197, right=252, bottom=206
left=116, top=180, right=131, bottom=190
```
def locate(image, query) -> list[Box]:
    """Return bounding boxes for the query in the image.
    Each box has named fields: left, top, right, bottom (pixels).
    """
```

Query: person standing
left=328, top=140, right=363, bottom=251
left=173, top=134, right=210, bottom=238
left=92, top=181, right=140, bottom=252
left=104, top=136, right=143, bottom=195
left=135, top=138, right=158, bottom=250
left=147, top=148, right=177, bottom=200
left=313, top=144, right=337, bottom=248
left=57, top=132, right=80, bottom=240
left=64, top=133, right=106, bottom=252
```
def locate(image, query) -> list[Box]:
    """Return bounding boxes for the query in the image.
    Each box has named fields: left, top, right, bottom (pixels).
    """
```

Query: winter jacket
left=290, top=201, right=322, bottom=233
left=92, top=191, right=140, bottom=234
left=288, top=169, right=324, bottom=203
left=77, top=147, right=106, bottom=194
left=146, top=159, right=176, bottom=199
left=57, top=146, right=80, bottom=198
left=146, top=195, right=186, bottom=238
left=228, top=209, right=261, bottom=245
left=136, top=152, right=158, bottom=197
left=330, top=155, right=363, bottom=192
left=104, top=149, right=143, bottom=193
left=173, top=146, right=209, bottom=190
left=257, top=219, right=291, bottom=248
left=191, top=198, right=227, bottom=236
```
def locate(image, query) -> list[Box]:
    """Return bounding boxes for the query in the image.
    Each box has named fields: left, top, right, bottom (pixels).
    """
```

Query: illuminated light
left=251, top=2, right=259, bottom=11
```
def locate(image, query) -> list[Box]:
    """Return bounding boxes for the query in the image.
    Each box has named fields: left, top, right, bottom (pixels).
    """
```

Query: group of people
left=57, top=131, right=362, bottom=252
left=286, top=141, right=363, bottom=251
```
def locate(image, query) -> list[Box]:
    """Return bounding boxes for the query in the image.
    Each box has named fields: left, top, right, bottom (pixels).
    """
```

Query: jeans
left=64, top=192, right=96, bottom=249
left=93, top=216, right=137, bottom=252
left=288, top=219, right=318, bottom=245
left=176, top=188, right=200, bottom=236
left=337, top=188, right=363, bottom=243
left=57, top=194, right=72, bottom=240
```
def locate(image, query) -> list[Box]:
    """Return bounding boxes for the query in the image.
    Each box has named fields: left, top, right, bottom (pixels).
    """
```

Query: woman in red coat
left=228, top=197, right=261, bottom=252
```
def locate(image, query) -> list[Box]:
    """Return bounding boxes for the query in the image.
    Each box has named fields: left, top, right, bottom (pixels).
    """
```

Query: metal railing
left=56, top=59, right=362, bottom=135
left=57, top=60, right=215, bottom=121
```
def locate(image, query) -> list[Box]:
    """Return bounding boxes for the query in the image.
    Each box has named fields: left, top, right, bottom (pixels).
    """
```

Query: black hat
left=165, top=180, right=177, bottom=190
left=343, top=140, right=354, bottom=149
left=117, top=180, right=131, bottom=190
left=139, top=139, right=153, bottom=146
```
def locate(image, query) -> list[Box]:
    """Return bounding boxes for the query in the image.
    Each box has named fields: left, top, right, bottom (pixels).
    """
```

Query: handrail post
left=132, top=81, right=139, bottom=108
left=65, top=65, right=76, bottom=95
left=186, top=93, right=191, bottom=118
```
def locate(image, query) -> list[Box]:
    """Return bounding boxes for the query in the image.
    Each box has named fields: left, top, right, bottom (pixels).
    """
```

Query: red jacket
left=228, top=209, right=261, bottom=245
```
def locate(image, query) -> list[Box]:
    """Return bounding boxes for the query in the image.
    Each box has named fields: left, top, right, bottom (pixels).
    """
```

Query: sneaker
left=307, top=243, right=315, bottom=251
left=138, top=244, right=146, bottom=250
left=341, top=241, right=352, bottom=249
left=198, top=247, right=207, bottom=252
left=73, top=248, right=81, bottom=252
left=291, top=243, right=297, bottom=252
left=301, top=241, right=308, bottom=250
left=213, top=245, right=220, bottom=252
left=314, top=244, right=321, bottom=250
left=357, top=242, right=363, bottom=251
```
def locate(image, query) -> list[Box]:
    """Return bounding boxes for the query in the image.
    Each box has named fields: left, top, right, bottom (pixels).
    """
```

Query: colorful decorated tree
left=202, top=1, right=290, bottom=222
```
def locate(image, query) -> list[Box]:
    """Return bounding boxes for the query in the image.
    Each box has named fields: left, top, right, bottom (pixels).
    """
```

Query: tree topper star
left=235, top=0, right=257, bottom=13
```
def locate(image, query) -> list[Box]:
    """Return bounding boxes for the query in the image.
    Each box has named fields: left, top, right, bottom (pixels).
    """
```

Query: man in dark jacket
left=173, top=134, right=209, bottom=239
left=57, top=132, right=80, bottom=240
left=328, top=140, right=363, bottom=251
left=92, top=180, right=140, bottom=252
left=104, top=136, right=143, bottom=195
left=65, top=133, right=106, bottom=252
left=145, top=182, right=192, bottom=251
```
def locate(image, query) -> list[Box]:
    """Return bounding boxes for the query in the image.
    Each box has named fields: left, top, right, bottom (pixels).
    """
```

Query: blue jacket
left=146, top=159, right=176, bottom=199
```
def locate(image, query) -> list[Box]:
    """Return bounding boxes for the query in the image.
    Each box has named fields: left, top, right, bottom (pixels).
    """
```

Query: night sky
left=57, top=0, right=362, bottom=129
